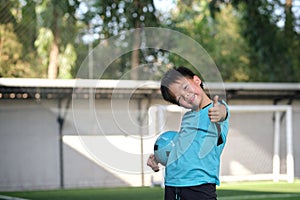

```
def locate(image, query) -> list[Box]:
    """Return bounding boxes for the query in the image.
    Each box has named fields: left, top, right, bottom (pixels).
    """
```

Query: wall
left=0, top=100, right=59, bottom=190
left=0, top=97, right=299, bottom=191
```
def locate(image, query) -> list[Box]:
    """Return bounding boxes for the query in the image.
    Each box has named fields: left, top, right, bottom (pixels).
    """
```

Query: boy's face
left=168, top=75, right=208, bottom=111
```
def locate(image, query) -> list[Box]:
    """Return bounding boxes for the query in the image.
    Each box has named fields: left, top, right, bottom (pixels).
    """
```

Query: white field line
left=219, top=193, right=300, bottom=200
left=0, top=195, right=29, bottom=200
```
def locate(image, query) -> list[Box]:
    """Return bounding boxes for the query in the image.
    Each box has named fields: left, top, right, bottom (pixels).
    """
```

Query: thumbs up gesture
left=208, top=95, right=227, bottom=122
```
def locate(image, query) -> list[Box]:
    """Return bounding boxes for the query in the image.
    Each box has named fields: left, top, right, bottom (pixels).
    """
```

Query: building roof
left=0, top=78, right=299, bottom=100
left=0, top=78, right=161, bottom=100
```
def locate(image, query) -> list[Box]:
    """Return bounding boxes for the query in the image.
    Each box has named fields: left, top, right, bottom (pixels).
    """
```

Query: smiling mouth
left=188, top=94, right=195, bottom=103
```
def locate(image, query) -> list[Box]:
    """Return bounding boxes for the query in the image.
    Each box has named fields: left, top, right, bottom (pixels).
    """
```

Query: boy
left=147, top=66, right=229, bottom=200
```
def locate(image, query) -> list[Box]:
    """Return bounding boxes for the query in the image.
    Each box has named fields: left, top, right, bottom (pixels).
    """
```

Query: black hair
left=160, top=66, right=204, bottom=105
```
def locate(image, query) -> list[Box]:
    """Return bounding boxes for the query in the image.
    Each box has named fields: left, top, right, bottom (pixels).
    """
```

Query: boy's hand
left=208, top=95, right=227, bottom=122
left=147, top=154, right=160, bottom=172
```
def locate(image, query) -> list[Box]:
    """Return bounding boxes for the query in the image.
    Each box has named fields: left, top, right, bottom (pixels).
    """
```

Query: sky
left=153, top=0, right=176, bottom=12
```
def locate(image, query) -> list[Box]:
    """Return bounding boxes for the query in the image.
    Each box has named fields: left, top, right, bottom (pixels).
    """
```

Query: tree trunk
left=284, top=0, right=293, bottom=38
left=283, top=0, right=293, bottom=80
left=48, top=3, right=59, bottom=79
left=48, top=38, right=59, bottom=79
left=131, top=27, right=141, bottom=80
left=130, top=0, right=141, bottom=80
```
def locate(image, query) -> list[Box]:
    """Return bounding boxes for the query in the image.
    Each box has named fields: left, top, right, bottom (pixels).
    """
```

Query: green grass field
left=1, top=181, right=300, bottom=200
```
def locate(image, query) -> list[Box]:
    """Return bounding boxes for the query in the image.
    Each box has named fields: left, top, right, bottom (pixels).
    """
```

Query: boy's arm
left=208, top=95, right=228, bottom=123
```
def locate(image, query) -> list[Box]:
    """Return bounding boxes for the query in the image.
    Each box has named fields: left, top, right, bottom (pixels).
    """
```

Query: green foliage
left=213, top=4, right=250, bottom=82
left=231, top=0, right=300, bottom=82
left=33, top=0, right=79, bottom=79
left=0, top=1, right=47, bottom=78
left=88, top=0, right=159, bottom=38
left=169, top=0, right=300, bottom=82
left=167, top=0, right=213, bottom=69
left=0, top=24, right=32, bottom=77
left=168, top=1, right=251, bottom=82
left=0, top=0, right=299, bottom=81
left=35, top=27, right=54, bottom=67
left=58, top=43, right=77, bottom=79
left=81, top=0, right=161, bottom=79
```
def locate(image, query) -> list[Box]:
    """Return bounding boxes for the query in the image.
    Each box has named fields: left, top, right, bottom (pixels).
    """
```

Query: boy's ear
left=193, top=75, right=201, bottom=84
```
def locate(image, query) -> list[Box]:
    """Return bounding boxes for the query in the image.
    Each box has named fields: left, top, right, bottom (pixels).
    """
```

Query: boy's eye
left=184, top=84, right=189, bottom=90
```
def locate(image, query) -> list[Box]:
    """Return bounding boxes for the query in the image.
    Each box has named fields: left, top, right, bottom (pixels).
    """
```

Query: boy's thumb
left=213, top=95, right=219, bottom=107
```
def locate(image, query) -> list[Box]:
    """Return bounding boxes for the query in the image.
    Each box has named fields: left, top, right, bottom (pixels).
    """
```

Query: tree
left=231, top=0, right=300, bottom=82
left=35, top=0, right=79, bottom=79
left=0, top=23, right=32, bottom=77
left=0, top=0, right=43, bottom=78
left=79, top=0, right=160, bottom=79
left=213, top=4, right=250, bottom=82
left=0, top=0, right=80, bottom=78
left=167, top=0, right=215, bottom=68
left=168, top=0, right=251, bottom=82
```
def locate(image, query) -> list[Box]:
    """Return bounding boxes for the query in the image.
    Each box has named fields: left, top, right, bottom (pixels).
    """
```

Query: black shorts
left=165, top=183, right=217, bottom=200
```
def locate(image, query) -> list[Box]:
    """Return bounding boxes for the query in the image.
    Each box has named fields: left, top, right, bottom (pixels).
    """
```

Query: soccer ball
left=154, top=131, right=178, bottom=166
